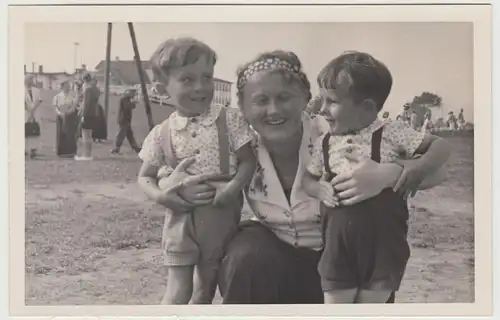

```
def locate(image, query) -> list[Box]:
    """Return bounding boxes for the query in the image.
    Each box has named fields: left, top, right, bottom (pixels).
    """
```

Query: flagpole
left=103, top=23, right=113, bottom=127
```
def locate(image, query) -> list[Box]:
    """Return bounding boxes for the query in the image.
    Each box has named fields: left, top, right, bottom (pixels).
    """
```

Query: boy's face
left=164, top=56, right=215, bottom=117
left=319, top=87, right=368, bottom=135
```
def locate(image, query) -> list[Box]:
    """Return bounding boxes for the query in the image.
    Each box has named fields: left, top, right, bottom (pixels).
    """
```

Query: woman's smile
left=263, top=117, right=287, bottom=126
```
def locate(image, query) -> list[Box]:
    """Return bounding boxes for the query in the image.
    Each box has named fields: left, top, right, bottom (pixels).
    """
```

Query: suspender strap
left=216, top=107, right=230, bottom=174
left=162, top=107, right=230, bottom=173
left=321, top=132, right=336, bottom=181
left=370, top=126, right=384, bottom=163
left=161, top=118, right=179, bottom=168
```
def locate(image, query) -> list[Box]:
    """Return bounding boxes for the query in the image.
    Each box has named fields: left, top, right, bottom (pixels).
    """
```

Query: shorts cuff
left=362, top=280, right=401, bottom=291
left=163, top=251, right=198, bottom=266
left=321, top=279, right=357, bottom=292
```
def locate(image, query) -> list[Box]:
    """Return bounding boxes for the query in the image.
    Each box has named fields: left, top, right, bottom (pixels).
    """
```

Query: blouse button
left=346, top=138, right=353, bottom=144
left=346, top=147, right=353, bottom=153
left=191, top=132, right=197, bottom=138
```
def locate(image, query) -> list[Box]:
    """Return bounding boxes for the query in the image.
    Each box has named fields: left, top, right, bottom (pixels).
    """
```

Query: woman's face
left=239, top=71, right=307, bottom=143
left=62, top=82, right=70, bottom=92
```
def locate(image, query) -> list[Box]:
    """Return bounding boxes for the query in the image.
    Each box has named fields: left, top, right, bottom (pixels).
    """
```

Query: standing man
left=111, top=88, right=141, bottom=154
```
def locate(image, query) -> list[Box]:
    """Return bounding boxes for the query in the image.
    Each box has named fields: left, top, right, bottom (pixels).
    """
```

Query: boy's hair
left=317, top=51, right=392, bottom=111
left=150, top=37, right=217, bottom=83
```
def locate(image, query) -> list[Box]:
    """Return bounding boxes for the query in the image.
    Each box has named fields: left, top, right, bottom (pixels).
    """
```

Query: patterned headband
left=237, top=57, right=302, bottom=90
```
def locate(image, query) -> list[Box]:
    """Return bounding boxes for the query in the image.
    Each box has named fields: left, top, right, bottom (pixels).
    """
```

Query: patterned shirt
left=138, top=104, right=255, bottom=176
left=307, top=119, right=426, bottom=180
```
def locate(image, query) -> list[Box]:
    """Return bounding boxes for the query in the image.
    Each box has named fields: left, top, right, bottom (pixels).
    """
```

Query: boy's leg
left=190, top=263, right=219, bottom=304
left=161, top=265, right=195, bottom=305
left=356, top=289, right=393, bottom=303
left=191, top=199, right=242, bottom=304
left=324, top=289, right=358, bottom=304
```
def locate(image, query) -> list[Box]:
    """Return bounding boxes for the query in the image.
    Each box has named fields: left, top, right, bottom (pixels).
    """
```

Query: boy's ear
left=361, top=98, right=377, bottom=112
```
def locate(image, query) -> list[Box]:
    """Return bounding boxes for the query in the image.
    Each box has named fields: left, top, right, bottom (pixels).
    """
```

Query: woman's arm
left=394, top=134, right=451, bottom=193
left=212, top=143, right=256, bottom=206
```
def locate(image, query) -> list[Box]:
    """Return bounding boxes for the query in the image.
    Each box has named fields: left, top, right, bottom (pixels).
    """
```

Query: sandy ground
left=24, top=90, right=474, bottom=305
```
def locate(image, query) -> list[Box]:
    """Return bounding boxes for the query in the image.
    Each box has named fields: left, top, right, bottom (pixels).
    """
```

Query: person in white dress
left=25, top=74, right=43, bottom=159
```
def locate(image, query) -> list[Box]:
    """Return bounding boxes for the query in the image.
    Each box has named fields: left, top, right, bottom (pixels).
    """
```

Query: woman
left=53, top=81, right=79, bottom=157
left=143, top=50, right=447, bottom=304
left=421, top=111, right=433, bottom=134
left=92, top=103, right=107, bottom=143
left=75, top=73, right=101, bottom=161
left=25, top=74, right=44, bottom=159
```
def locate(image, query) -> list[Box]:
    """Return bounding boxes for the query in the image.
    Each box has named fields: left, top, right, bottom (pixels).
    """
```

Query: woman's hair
left=235, top=50, right=312, bottom=103
left=317, top=51, right=392, bottom=111
left=150, top=37, right=217, bottom=83
left=81, top=72, right=93, bottom=83
left=60, top=80, right=70, bottom=90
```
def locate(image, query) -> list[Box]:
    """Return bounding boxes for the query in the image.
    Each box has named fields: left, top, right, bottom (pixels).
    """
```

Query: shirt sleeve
left=306, top=135, right=325, bottom=178
left=385, top=119, right=426, bottom=157
left=226, top=108, right=256, bottom=151
left=138, top=124, right=167, bottom=167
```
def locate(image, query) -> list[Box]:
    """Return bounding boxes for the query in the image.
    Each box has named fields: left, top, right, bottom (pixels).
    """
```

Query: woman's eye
left=253, top=96, right=269, bottom=106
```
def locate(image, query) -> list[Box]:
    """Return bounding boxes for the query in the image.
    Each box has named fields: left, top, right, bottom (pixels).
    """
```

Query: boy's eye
left=181, top=77, right=193, bottom=83
left=278, top=92, right=292, bottom=101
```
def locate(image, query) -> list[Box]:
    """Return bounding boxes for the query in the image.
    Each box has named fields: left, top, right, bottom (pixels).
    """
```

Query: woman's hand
left=393, top=158, right=427, bottom=198
left=330, top=159, right=403, bottom=206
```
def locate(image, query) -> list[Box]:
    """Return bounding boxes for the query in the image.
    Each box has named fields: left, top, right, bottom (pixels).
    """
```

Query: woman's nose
left=266, top=100, right=281, bottom=115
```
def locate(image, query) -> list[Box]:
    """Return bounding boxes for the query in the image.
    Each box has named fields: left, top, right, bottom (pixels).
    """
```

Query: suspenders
left=161, top=107, right=230, bottom=173
left=322, top=126, right=385, bottom=182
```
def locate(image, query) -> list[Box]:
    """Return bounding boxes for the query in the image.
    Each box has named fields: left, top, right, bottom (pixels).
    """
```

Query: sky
left=25, top=22, right=474, bottom=121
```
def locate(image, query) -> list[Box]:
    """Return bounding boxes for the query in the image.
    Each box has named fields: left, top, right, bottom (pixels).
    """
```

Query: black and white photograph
left=7, top=3, right=493, bottom=318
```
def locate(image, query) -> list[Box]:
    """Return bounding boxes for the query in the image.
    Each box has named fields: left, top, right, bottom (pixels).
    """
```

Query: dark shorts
left=319, top=188, right=410, bottom=292
left=81, top=115, right=97, bottom=130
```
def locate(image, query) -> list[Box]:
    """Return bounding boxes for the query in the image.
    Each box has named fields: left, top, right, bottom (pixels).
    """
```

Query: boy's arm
left=227, top=142, right=257, bottom=192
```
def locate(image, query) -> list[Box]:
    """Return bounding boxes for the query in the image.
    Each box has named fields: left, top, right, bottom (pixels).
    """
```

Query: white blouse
left=244, top=113, right=326, bottom=251
left=52, top=91, right=77, bottom=114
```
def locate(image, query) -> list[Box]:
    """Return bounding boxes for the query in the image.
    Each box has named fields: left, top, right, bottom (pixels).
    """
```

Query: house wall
left=213, top=81, right=232, bottom=106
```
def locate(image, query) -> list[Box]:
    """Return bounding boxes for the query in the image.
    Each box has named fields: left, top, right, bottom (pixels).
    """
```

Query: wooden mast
left=128, top=22, right=154, bottom=130
left=103, top=23, right=113, bottom=127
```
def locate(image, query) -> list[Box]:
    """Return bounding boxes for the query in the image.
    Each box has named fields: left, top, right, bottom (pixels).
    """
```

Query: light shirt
left=307, top=119, right=426, bottom=180
left=52, top=91, right=77, bottom=114
left=139, top=104, right=255, bottom=176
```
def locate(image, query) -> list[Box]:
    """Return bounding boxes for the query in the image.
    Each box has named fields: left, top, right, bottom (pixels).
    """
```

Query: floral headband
left=237, top=57, right=302, bottom=90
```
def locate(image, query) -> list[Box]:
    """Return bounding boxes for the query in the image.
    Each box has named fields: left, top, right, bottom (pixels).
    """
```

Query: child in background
left=137, top=37, right=256, bottom=304
left=111, top=88, right=141, bottom=154
left=302, top=51, right=450, bottom=304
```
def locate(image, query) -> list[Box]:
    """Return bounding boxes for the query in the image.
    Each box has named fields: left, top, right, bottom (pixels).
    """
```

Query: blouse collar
left=170, top=104, right=222, bottom=131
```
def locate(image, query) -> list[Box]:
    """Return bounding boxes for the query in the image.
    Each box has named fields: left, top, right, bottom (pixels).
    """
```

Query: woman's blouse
left=243, top=113, right=326, bottom=251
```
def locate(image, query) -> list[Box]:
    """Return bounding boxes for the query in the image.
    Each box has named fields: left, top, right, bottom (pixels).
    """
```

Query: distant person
left=25, top=74, right=44, bottom=159
left=457, top=108, right=466, bottom=130
left=52, top=80, right=79, bottom=157
left=446, top=111, right=457, bottom=131
left=111, top=89, right=141, bottom=154
left=410, top=110, right=419, bottom=131
left=75, top=73, right=100, bottom=160
left=421, top=112, right=433, bottom=133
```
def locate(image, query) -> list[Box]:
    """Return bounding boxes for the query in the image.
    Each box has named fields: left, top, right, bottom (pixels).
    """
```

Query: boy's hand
left=318, top=180, right=339, bottom=208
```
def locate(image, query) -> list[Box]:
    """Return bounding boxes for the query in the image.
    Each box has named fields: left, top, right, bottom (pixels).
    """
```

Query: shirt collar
left=170, top=104, right=222, bottom=131
left=345, top=118, right=385, bottom=136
